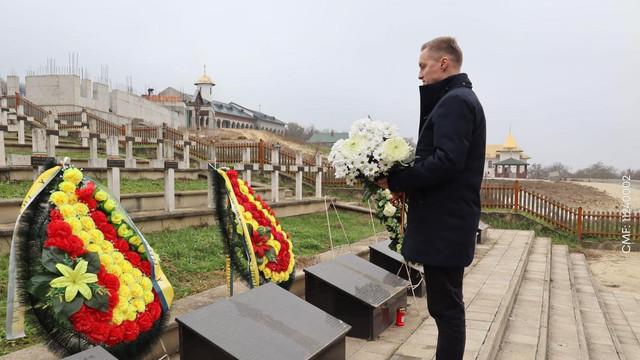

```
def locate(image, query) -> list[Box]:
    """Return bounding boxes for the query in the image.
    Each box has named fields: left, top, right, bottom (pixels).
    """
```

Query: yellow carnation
left=101, top=241, right=114, bottom=254
left=118, top=284, right=131, bottom=299
left=244, top=212, right=253, bottom=221
left=125, top=306, right=137, bottom=321
left=108, top=264, right=123, bottom=277
left=112, top=252, right=125, bottom=263
left=116, top=298, right=129, bottom=311
left=94, top=190, right=108, bottom=202
left=140, top=277, right=153, bottom=291
left=68, top=193, right=78, bottom=205
left=63, top=168, right=83, bottom=185
left=67, top=218, right=82, bottom=235
left=74, top=203, right=89, bottom=217
left=120, top=261, right=133, bottom=274
left=143, top=290, right=154, bottom=304
left=77, top=231, right=90, bottom=245
left=132, top=298, right=145, bottom=312
left=100, top=254, right=113, bottom=268
left=137, top=245, right=146, bottom=254
left=49, top=191, right=68, bottom=206
left=121, top=273, right=135, bottom=286
left=131, top=269, right=143, bottom=281
left=111, top=308, right=125, bottom=325
left=80, top=216, right=95, bottom=231
left=103, top=199, right=116, bottom=212
left=89, top=229, right=104, bottom=243
left=59, top=181, right=76, bottom=194
left=86, top=243, right=101, bottom=253
left=129, top=236, right=142, bottom=246
left=58, top=204, right=76, bottom=219
left=267, top=239, right=281, bottom=254
left=264, top=267, right=271, bottom=278
left=247, top=194, right=255, bottom=203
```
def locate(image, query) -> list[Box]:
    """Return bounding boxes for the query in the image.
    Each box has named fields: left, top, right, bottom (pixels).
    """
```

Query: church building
left=484, top=131, right=530, bottom=179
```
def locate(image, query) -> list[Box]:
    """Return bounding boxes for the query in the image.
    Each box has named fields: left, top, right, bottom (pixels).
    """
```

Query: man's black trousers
left=424, top=265, right=466, bottom=360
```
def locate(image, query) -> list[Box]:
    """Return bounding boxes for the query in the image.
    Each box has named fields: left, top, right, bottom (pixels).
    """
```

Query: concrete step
left=547, top=244, right=588, bottom=359
left=496, top=237, right=551, bottom=360
left=391, top=229, right=536, bottom=360
left=570, top=252, right=623, bottom=359
left=600, top=292, right=640, bottom=360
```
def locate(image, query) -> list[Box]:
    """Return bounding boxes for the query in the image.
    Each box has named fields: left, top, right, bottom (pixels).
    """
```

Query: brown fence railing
left=481, top=180, right=639, bottom=240
left=58, top=111, right=83, bottom=130
left=8, top=93, right=48, bottom=126
left=88, top=113, right=122, bottom=137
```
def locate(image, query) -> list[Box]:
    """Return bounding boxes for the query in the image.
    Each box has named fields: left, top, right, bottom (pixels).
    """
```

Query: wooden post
left=315, top=154, right=322, bottom=198
left=124, top=123, right=136, bottom=168
left=164, top=140, right=175, bottom=212
left=106, top=136, right=120, bottom=201
left=243, top=147, right=251, bottom=185
left=576, top=207, right=583, bottom=240
left=271, top=147, right=280, bottom=203
left=183, top=129, right=190, bottom=169
left=295, top=152, right=303, bottom=200
left=514, top=180, right=519, bottom=213
left=81, top=109, right=89, bottom=147
left=259, top=139, right=264, bottom=169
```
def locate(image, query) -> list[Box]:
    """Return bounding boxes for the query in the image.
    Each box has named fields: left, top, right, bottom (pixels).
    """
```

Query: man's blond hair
left=421, top=37, right=463, bottom=68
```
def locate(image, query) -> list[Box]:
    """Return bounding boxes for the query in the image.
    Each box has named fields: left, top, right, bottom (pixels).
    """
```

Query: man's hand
left=376, top=177, right=389, bottom=189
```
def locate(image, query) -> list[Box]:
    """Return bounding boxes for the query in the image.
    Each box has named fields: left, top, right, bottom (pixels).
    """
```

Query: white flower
left=382, top=137, right=412, bottom=162
left=383, top=203, right=397, bottom=217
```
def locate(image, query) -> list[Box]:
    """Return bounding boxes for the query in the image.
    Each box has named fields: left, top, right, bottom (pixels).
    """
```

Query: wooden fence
left=481, top=180, right=639, bottom=240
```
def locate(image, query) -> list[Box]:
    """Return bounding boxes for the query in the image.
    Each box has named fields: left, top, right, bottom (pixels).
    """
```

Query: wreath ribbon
left=6, top=165, right=62, bottom=339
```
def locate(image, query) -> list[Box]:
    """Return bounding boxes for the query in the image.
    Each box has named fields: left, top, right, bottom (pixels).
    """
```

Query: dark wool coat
left=388, top=73, right=486, bottom=267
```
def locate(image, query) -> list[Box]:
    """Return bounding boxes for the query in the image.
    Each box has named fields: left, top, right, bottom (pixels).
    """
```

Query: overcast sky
left=2, top=0, right=638, bottom=171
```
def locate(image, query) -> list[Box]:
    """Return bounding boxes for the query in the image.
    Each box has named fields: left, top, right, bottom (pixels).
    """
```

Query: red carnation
left=70, top=305, right=94, bottom=333
left=98, top=268, right=120, bottom=293
left=91, top=211, right=108, bottom=227
left=87, top=322, right=110, bottom=344
left=140, top=261, right=152, bottom=276
left=44, top=234, right=85, bottom=258
left=105, top=324, right=125, bottom=346
left=47, top=220, right=72, bottom=238
left=49, top=209, right=63, bottom=221
left=226, top=169, right=238, bottom=180
left=122, top=321, right=140, bottom=342
left=76, top=181, right=95, bottom=201
left=124, top=251, right=142, bottom=267
left=137, top=311, right=155, bottom=332
left=255, top=195, right=262, bottom=202
left=101, top=225, right=118, bottom=241
left=114, top=239, right=130, bottom=253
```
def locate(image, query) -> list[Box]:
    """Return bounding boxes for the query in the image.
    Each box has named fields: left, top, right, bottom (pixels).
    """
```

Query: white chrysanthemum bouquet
left=329, top=118, right=413, bottom=200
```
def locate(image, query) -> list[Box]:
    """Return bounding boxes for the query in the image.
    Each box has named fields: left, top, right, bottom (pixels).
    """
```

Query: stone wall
left=20, top=74, right=185, bottom=128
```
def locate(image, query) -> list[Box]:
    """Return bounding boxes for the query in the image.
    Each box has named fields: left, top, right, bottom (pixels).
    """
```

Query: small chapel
left=484, top=131, right=530, bottom=179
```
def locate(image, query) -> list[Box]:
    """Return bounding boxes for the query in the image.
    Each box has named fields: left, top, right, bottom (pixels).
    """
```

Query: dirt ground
left=484, top=178, right=622, bottom=211
left=584, top=249, right=640, bottom=297
left=576, top=181, right=640, bottom=212
left=215, top=129, right=324, bottom=159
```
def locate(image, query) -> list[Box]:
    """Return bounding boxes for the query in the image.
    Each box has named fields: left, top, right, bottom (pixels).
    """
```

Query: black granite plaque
left=164, top=161, right=178, bottom=169
left=89, top=133, right=101, bottom=139
left=106, top=159, right=125, bottom=168
left=176, top=282, right=351, bottom=360
left=17, top=115, right=27, bottom=121
left=125, top=136, right=136, bottom=142
left=369, top=240, right=425, bottom=297
left=61, top=346, right=117, bottom=360
left=30, top=156, right=55, bottom=166
left=46, top=129, right=59, bottom=136
left=0, top=125, right=7, bottom=131
left=304, top=253, right=409, bottom=339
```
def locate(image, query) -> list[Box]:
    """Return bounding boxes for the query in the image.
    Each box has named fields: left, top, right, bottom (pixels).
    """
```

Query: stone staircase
left=388, top=230, right=640, bottom=360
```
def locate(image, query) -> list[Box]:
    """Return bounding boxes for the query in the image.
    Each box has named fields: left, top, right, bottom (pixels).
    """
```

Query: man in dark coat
left=378, top=37, right=486, bottom=360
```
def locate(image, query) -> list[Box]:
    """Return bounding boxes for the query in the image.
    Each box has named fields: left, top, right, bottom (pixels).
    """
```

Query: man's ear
left=440, top=57, right=449, bottom=71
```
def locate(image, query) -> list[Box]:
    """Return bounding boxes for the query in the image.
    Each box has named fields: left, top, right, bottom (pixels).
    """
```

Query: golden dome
left=195, top=65, right=214, bottom=85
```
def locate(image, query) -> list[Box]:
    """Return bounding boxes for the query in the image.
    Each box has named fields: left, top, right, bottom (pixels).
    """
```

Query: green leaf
left=265, top=248, right=277, bottom=262
left=78, top=252, right=101, bottom=274
left=41, top=247, right=69, bottom=273
left=257, top=227, right=271, bottom=237
left=84, top=286, right=110, bottom=313
left=52, top=295, right=83, bottom=317
left=245, top=222, right=254, bottom=235
left=26, top=274, right=56, bottom=299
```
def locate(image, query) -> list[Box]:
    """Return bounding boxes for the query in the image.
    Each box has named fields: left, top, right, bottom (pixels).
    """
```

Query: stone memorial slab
left=369, top=240, right=425, bottom=297
left=61, top=346, right=117, bottom=360
left=176, top=282, right=351, bottom=360
left=304, top=253, right=409, bottom=339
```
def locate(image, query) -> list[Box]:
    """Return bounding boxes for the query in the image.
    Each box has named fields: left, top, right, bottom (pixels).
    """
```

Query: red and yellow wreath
left=212, top=168, right=295, bottom=291
left=6, top=163, right=173, bottom=359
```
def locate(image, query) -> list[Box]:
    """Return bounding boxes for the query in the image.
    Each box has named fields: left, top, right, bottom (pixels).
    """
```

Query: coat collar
left=419, top=73, right=472, bottom=124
